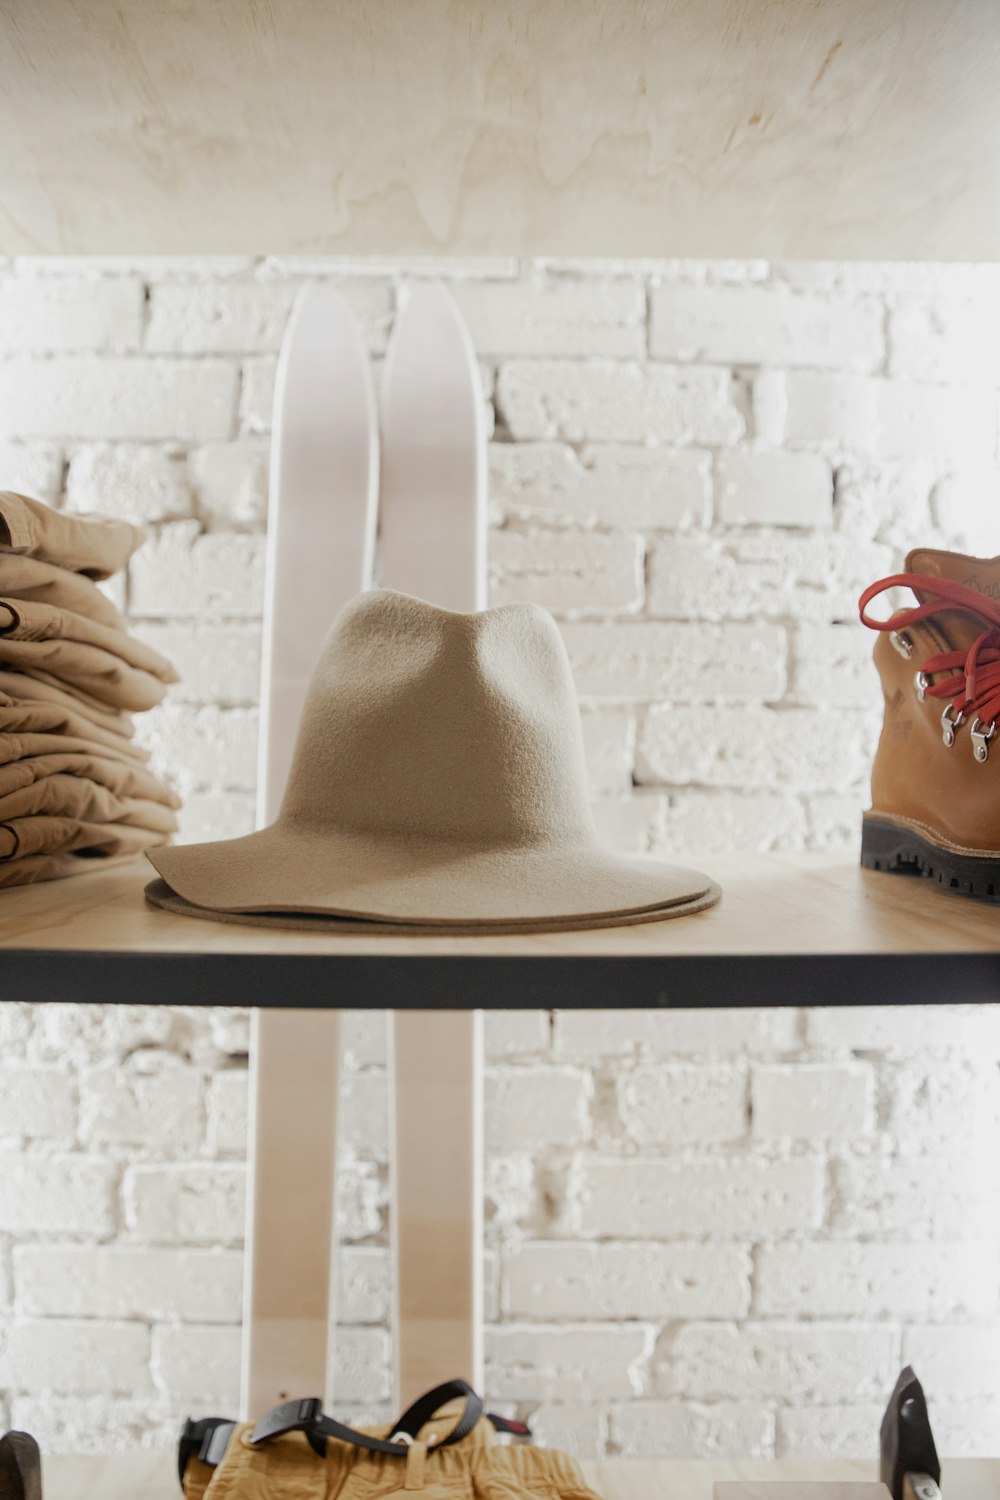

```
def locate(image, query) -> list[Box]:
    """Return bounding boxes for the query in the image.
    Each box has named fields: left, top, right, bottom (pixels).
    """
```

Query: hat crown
left=281, top=590, right=595, bottom=848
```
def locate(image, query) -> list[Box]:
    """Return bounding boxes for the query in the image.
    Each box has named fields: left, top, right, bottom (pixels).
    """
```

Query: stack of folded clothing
left=0, top=490, right=181, bottom=888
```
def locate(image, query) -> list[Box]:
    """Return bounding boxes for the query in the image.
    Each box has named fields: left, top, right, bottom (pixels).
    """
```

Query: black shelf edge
left=2, top=949, right=999, bottom=1008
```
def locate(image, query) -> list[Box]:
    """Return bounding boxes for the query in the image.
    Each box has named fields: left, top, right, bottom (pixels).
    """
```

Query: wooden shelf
left=1, top=854, right=998, bottom=1008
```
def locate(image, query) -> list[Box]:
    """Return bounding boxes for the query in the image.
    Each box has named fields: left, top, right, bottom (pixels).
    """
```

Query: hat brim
left=146, top=824, right=720, bottom=931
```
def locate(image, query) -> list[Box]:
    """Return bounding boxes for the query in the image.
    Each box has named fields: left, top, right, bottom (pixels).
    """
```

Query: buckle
left=252, top=1396, right=324, bottom=1447
left=177, top=1417, right=236, bottom=1489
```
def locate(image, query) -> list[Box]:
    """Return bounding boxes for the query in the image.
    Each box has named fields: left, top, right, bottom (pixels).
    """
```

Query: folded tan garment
left=0, top=668, right=138, bottom=738
left=0, top=729, right=156, bottom=775
left=0, top=491, right=145, bottom=579
left=0, top=848, right=143, bottom=888
left=0, top=816, right=167, bottom=861
left=0, top=756, right=180, bottom=808
left=0, top=775, right=178, bottom=831
left=0, top=598, right=177, bottom=682
left=0, top=696, right=149, bottom=759
left=0, top=635, right=169, bottom=711
left=0, top=553, right=125, bottom=629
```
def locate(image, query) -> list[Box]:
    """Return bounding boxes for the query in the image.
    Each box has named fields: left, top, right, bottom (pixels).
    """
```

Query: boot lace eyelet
left=971, top=717, right=996, bottom=763
left=941, top=704, right=964, bottom=748
left=914, top=670, right=930, bottom=701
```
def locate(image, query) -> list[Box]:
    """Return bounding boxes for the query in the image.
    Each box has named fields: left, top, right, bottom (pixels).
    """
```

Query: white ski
left=380, top=280, right=486, bottom=1404
left=243, top=284, right=379, bottom=1418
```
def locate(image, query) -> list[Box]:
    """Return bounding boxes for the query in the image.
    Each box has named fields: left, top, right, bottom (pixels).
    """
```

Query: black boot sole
left=861, top=814, right=1000, bottom=902
left=0, top=1433, right=42, bottom=1500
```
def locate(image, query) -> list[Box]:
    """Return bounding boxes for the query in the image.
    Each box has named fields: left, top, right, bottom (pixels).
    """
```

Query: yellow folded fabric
left=0, top=815, right=168, bottom=861
left=0, top=490, right=145, bottom=579
left=0, top=553, right=125, bottom=628
left=0, top=755, right=180, bottom=808
left=0, top=731, right=150, bottom=771
left=0, top=774, right=179, bottom=831
left=0, top=634, right=170, bottom=711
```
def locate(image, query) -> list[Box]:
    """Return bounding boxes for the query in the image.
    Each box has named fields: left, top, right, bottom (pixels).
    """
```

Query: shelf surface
left=0, top=854, right=998, bottom=1009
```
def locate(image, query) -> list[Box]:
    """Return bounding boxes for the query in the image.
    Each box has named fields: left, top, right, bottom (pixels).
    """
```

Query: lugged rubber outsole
left=861, top=814, right=1000, bottom=903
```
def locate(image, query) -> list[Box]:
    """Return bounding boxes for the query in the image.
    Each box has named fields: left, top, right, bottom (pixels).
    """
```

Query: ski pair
left=243, top=281, right=485, bottom=1419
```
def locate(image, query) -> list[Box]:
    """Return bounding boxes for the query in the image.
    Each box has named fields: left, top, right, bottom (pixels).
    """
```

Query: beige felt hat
left=146, top=590, right=720, bottom=932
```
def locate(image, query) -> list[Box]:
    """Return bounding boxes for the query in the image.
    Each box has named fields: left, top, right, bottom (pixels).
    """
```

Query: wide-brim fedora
left=146, top=590, right=720, bottom=931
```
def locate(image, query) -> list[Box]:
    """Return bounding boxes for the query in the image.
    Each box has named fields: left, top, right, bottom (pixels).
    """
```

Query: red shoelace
left=859, top=573, right=1000, bottom=734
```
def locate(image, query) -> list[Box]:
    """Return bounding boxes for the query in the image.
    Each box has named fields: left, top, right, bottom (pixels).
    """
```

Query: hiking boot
left=0, top=1433, right=42, bottom=1500
left=859, top=548, right=1000, bottom=900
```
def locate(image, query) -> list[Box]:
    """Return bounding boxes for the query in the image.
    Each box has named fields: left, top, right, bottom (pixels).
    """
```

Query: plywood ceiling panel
left=0, top=0, right=998, bottom=258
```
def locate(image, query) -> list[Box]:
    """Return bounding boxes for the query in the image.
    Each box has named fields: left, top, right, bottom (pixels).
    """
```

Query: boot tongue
left=905, top=547, right=1000, bottom=650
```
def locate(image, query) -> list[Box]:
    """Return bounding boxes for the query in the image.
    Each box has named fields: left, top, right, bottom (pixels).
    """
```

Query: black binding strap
left=252, top=1379, right=483, bottom=1456
left=177, top=1416, right=237, bottom=1487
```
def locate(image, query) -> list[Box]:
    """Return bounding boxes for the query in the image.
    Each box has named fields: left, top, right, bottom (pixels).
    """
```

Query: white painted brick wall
left=1, top=256, right=998, bottom=1463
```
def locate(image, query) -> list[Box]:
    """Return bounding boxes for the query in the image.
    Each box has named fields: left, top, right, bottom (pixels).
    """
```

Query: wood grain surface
left=1, top=0, right=998, bottom=258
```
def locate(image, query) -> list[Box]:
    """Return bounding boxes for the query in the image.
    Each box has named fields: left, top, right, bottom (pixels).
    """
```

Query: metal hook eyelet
left=941, top=704, right=964, bottom=748
left=914, top=670, right=930, bottom=701
left=971, top=717, right=995, bottom=763
left=891, top=631, right=915, bottom=659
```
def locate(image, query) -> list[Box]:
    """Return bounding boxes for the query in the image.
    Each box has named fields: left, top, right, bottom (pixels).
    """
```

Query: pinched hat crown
left=282, top=589, right=595, bottom=846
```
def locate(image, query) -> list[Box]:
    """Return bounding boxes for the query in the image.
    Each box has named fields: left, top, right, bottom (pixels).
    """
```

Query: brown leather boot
left=0, top=1433, right=42, bottom=1500
left=859, top=547, right=1000, bottom=900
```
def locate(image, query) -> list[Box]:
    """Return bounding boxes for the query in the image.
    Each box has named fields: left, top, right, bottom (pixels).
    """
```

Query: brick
left=341, top=1070, right=388, bottom=1158
left=757, top=1242, right=998, bottom=1319
left=148, top=278, right=392, bottom=354
left=335, top=1160, right=386, bottom=1242
left=0, top=1066, right=75, bottom=1140
left=17, top=256, right=255, bottom=279
left=0, top=1319, right=151, bottom=1396
left=0, top=275, right=143, bottom=353
left=902, top=1324, right=1000, bottom=1400
left=129, top=520, right=265, bottom=616
left=573, top=1157, right=822, bottom=1238
left=832, top=457, right=936, bottom=549
left=153, top=1322, right=240, bottom=1403
left=486, top=1068, right=590, bottom=1151
left=930, top=1401, right=1000, bottom=1458
left=580, top=706, right=635, bottom=794
left=561, top=622, right=787, bottom=702
left=14, top=1246, right=242, bottom=1322
left=661, top=789, right=808, bottom=856
left=554, top=1009, right=799, bottom=1060
left=650, top=286, right=883, bottom=370
left=339, top=1247, right=390, bottom=1324
left=65, top=442, right=193, bottom=524
left=590, top=794, right=666, bottom=854
left=610, top=1401, right=774, bottom=1460
left=0, top=440, right=63, bottom=502
left=130, top=621, right=260, bottom=705
left=135, top=705, right=258, bottom=793
left=829, top=1152, right=1000, bottom=1241
left=783, top=372, right=997, bottom=461
left=0, top=1153, right=116, bottom=1236
left=330, top=1327, right=392, bottom=1404
left=0, top=358, right=238, bottom=440
left=638, top=704, right=873, bottom=792
left=239, top=356, right=276, bottom=433
left=452, top=277, right=644, bottom=358
left=776, top=1405, right=881, bottom=1459
left=483, top=1012, right=550, bottom=1059
left=656, top=1322, right=899, bottom=1402
left=505, top=1242, right=750, bottom=1319
left=888, top=297, right=1000, bottom=383
left=341, top=1012, right=390, bottom=1068
left=884, top=1058, right=1000, bottom=1145
left=263, top=255, right=517, bottom=279
left=526, top=1403, right=607, bottom=1460
left=807, top=1004, right=1000, bottom=1055
left=497, top=361, right=744, bottom=444
left=791, top=623, right=877, bottom=709
left=486, top=1325, right=652, bottom=1400
left=188, top=439, right=269, bottom=528
left=485, top=1153, right=538, bottom=1235
left=619, top=1064, right=747, bottom=1146
left=125, top=1163, right=245, bottom=1246
left=805, top=792, right=868, bottom=851
left=206, top=1071, right=248, bottom=1155
left=79, top=1058, right=203, bottom=1149
left=9, top=1394, right=178, bottom=1456
left=489, top=442, right=711, bottom=529
left=752, top=1063, right=873, bottom=1139
left=753, top=370, right=788, bottom=445
left=647, top=531, right=892, bottom=621
left=489, top=528, right=644, bottom=614
left=33, top=1004, right=174, bottom=1066
left=177, top=790, right=256, bottom=844
left=933, top=468, right=1000, bottom=556
left=715, top=451, right=832, bottom=527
